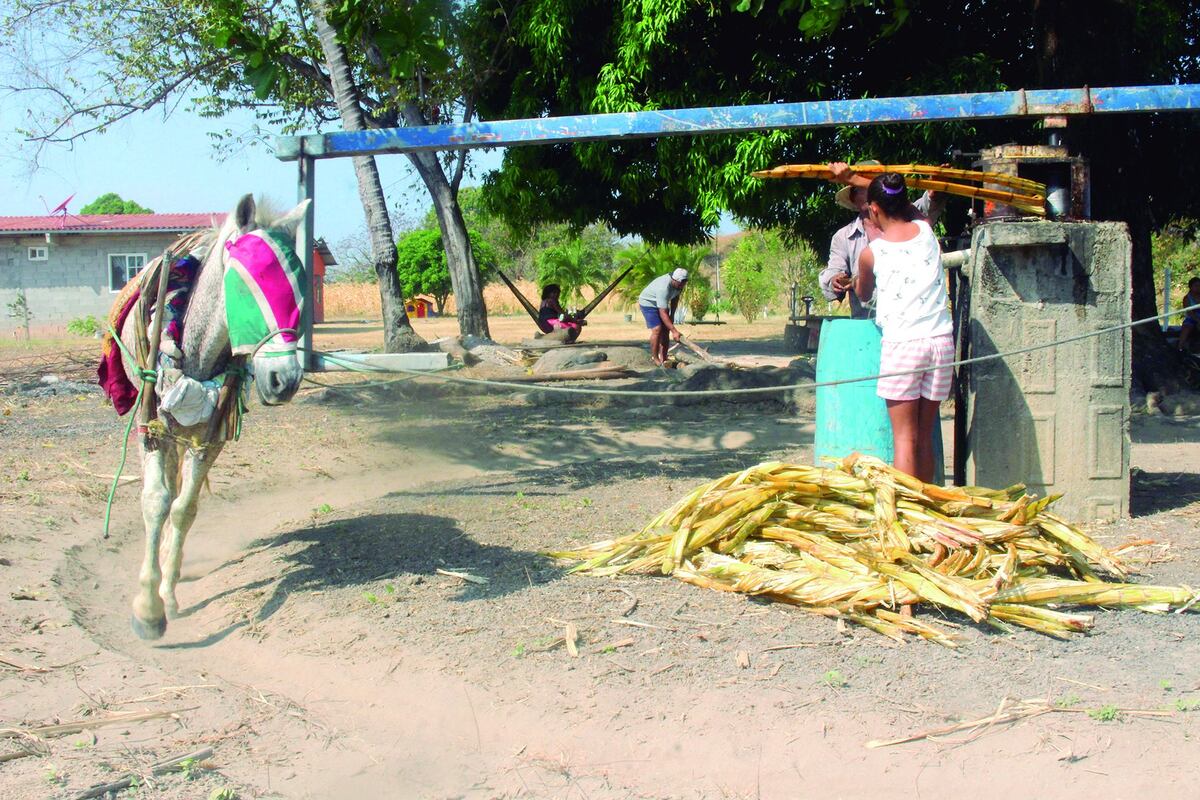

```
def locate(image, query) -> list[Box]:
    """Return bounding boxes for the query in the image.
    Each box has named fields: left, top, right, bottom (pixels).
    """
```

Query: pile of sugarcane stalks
left=552, top=456, right=1198, bottom=646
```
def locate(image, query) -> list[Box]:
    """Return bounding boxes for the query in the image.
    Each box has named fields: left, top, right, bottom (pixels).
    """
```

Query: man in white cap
left=819, top=161, right=945, bottom=319
left=637, top=268, right=689, bottom=365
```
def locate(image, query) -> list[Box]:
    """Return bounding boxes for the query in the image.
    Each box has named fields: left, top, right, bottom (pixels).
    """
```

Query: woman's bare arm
left=856, top=247, right=876, bottom=301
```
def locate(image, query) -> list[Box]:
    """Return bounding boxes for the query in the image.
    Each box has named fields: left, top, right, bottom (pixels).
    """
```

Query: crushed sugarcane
left=550, top=456, right=1198, bottom=646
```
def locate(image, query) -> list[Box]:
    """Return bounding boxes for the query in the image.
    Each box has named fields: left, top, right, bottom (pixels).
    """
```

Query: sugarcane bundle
left=750, top=162, right=1048, bottom=216
left=551, top=456, right=1197, bottom=645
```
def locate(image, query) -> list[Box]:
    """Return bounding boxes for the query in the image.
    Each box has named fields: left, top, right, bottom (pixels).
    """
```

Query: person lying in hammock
left=537, top=284, right=582, bottom=343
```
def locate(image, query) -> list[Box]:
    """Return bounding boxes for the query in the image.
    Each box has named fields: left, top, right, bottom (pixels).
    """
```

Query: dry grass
left=324, top=283, right=382, bottom=319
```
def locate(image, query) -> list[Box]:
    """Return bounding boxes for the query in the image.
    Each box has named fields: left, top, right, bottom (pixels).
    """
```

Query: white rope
left=297, top=303, right=1200, bottom=399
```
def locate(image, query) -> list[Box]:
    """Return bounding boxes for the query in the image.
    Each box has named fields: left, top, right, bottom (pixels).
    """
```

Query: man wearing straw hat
left=819, top=161, right=945, bottom=319
left=637, top=268, right=689, bottom=366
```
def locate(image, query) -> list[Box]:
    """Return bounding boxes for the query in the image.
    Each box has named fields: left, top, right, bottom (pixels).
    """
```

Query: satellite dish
left=50, top=194, right=75, bottom=215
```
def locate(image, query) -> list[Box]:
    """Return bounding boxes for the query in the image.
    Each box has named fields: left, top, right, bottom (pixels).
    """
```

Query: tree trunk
left=1032, top=0, right=1182, bottom=392
left=311, top=3, right=425, bottom=353
left=402, top=102, right=491, bottom=339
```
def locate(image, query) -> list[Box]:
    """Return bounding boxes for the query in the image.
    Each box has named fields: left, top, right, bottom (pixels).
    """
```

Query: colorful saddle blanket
left=97, top=248, right=202, bottom=416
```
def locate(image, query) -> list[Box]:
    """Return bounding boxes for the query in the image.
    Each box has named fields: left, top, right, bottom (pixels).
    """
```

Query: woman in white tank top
left=854, top=172, right=953, bottom=483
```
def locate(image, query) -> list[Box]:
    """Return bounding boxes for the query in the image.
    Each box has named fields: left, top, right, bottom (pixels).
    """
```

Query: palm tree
left=535, top=238, right=613, bottom=308
left=613, top=243, right=711, bottom=309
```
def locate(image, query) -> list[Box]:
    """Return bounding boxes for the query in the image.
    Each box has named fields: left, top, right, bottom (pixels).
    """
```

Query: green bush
left=684, top=273, right=714, bottom=320
left=724, top=233, right=783, bottom=323
left=67, top=315, right=101, bottom=337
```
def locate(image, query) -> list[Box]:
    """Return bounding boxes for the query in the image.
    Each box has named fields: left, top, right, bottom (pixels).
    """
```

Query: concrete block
left=313, top=352, right=451, bottom=372
left=964, top=220, right=1131, bottom=521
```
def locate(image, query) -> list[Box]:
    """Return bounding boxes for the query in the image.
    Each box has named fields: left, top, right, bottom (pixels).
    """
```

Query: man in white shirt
left=819, top=161, right=944, bottom=318
left=637, top=268, right=688, bottom=365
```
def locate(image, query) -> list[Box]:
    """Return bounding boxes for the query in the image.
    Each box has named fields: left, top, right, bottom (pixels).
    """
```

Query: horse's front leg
left=131, top=443, right=179, bottom=640
left=159, top=441, right=224, bottom=619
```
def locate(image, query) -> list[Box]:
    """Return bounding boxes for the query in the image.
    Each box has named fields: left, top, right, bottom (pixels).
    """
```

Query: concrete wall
left=0, top=232, right=184, bottom=333
left=964, top=221, right=1131, bottom=520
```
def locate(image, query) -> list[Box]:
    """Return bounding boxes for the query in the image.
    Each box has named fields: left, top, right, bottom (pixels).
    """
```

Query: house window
left=28, top=246, right=47, bottom=261
left=109, top=253, right=147, bottom=292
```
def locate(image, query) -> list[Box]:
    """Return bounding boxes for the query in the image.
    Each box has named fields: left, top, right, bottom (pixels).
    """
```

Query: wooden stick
left=0, top=656, right=49, bottom=673
left=504, top=366, right=634, bottom=382
left=0, top=707, right=197, bottom=740
left=139, top=251, right=176, bottom=430
left=435, top=568, right=489, bottom=584
left=0, top=748, right=38, bottom=763
left=71, top=747, right=214, bottom=800
left=866, top=702, right=1052, bottom=748
left=204, top=364, right=243, bottom=443
left=760, top=641, right=840, bottom=652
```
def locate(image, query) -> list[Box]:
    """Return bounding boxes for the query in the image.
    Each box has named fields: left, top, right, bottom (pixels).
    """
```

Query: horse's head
left=219, top=194, right=310, bottom=406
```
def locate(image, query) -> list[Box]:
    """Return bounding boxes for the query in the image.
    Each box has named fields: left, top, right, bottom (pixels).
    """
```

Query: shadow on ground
left=159, top=512, right=555, bottom=650
left=296, top=379, right=812, bottom=490
left=1131, top=470, right=1200, bottom=516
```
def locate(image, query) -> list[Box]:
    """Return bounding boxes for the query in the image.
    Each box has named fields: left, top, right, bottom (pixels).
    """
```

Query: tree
left=396, top=227, right=497, bottom=314
left=611, top=242, right=710, bottom=309
left=775, top=236, right=823, bottom=308
left=723, top=233, right=782, bottom=323
left=1, top=0, right=505, bottom=349
left=683, top=271, right=714, bottom=321
left=80, top=193, right=154, bottom=215
left=1153, top=220, right=1200, bottom=307
left=475, top=0, right=1200, bottom=386
left=535, top=230, right=615, bottom=307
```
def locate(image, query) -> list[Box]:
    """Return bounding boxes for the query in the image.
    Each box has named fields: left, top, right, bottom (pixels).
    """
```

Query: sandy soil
left=2, top=320, right=1199, bottom=799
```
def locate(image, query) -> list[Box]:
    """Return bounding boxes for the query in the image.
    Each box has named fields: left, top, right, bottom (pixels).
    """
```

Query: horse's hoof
left=164, top=603, right=179, bottom=621
left=130, top=614, right=167, bottom=640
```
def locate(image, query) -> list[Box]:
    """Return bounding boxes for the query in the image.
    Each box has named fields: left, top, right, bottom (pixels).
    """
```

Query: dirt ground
left=2, top=315, right=1199, bottom=799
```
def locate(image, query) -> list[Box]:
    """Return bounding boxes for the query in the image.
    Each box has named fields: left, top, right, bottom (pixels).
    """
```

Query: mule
left=112, top=194, right=309, bottom=640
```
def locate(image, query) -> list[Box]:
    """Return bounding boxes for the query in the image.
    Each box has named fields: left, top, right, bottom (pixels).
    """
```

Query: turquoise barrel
left=814, top=319, right=944, bottom=483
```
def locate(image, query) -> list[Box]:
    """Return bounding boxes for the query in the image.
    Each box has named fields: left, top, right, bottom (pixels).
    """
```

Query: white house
left=0, top=212, right=222, bottom=333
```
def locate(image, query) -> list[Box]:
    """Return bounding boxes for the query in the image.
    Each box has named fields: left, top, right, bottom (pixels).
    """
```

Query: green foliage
left=1152, top=218, right=1200, bottom=314
left=67, top=315, right=101, bottom=337
left=684, top=271, right=714, bottom=320
left=534, top=226, right=616, bottom=307
left=396, top=228, right=498, bottom=312
left=731, top=0, right=910, bottom=38
left=612, top=242, right=709, bottom=309
left=1087, top=704, right=1120, bottom=722
left=723, top=232, right=785, bottom=323
left=474, top=0, right=1200, bottom=271
left=178, top=757, right=199, bottom=781
left=80, top=193, right=153, bottom=215
left=6, top=289, right=32, bottom=342
left=209, top=789, right=239, bottom=800
left=820, top=669, right=847, bottom=688
left=1175, top=697, right=1200, bottom=712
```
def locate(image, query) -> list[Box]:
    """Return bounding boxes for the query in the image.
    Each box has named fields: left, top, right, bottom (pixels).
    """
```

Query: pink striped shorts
left=876, top=334, right=954, bottom=401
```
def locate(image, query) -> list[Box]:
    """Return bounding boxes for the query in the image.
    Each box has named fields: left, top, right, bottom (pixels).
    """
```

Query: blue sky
left=0, top=104, right=494, bottom=247
left=0, top=104, right=738, bottom=256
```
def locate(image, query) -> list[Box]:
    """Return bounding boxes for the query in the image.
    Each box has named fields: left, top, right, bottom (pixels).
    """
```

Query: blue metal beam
left=276, top=84, right=1200, bottom=161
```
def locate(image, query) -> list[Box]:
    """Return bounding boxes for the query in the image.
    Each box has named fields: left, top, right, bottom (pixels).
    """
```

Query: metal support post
left=297, top=154, right=316, bottom=371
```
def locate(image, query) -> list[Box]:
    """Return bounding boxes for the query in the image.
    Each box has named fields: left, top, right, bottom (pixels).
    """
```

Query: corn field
left=553, top=456, right=1198, bottom=646
left=322, top=279, right=630, bottom=321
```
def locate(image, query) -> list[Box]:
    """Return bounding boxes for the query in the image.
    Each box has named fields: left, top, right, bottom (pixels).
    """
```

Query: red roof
left=0, top=213, right=226, bottom=234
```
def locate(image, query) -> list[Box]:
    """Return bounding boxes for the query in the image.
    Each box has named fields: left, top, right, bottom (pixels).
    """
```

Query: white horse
left=109, top=195, right=309, bottom=640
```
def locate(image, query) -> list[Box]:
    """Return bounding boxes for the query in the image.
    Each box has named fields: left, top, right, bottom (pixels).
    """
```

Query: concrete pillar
left=963, top=221, right=1131, bottom=520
